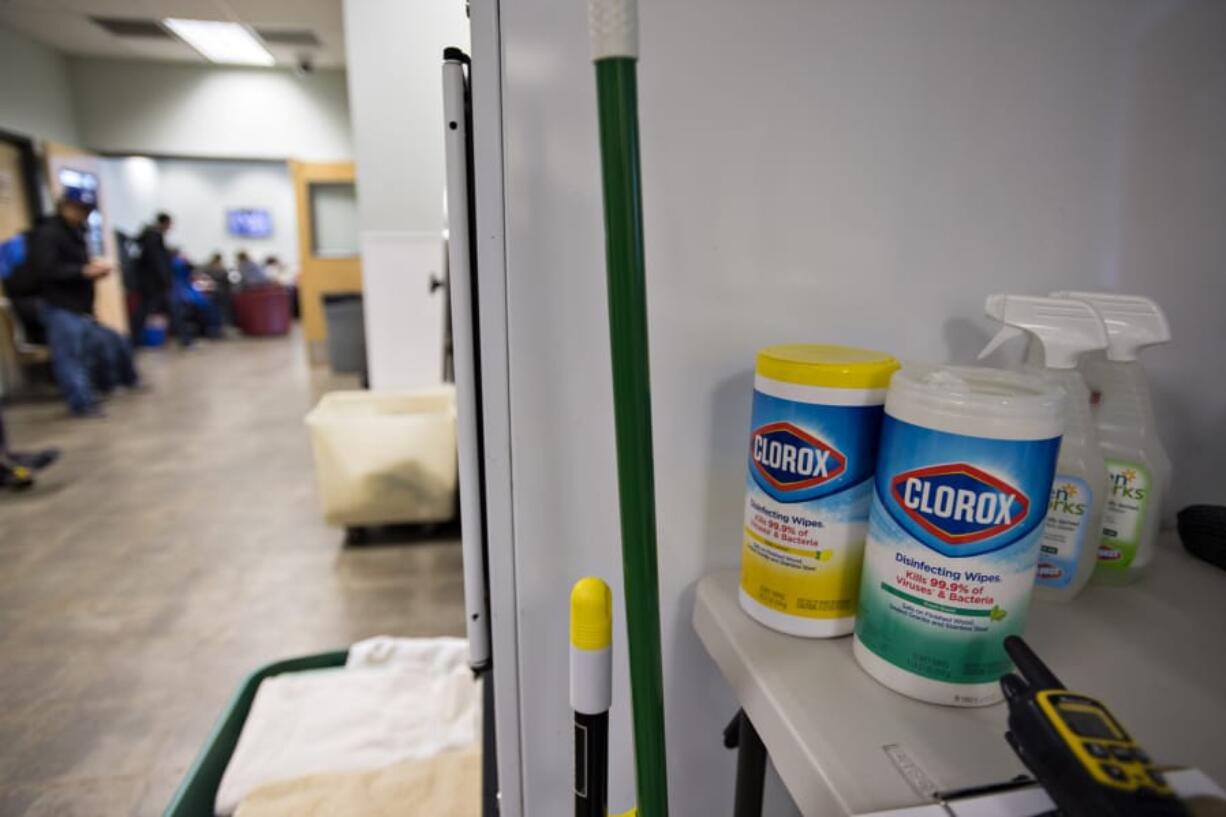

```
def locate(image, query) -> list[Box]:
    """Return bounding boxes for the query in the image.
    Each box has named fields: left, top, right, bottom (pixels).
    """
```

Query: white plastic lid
left=886, top=364, right=1064, bottom=441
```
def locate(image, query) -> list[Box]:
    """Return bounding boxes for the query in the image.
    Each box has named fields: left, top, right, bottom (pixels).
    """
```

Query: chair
left=232, top=285, right=291, bottom=337
left=0, top=297, right=50, bottom=397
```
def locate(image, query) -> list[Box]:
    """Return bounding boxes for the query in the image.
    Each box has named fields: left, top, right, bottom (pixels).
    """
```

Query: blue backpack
left=0, top=231, right=39, bottom=297
left=0, top=232, right=26, bottom=278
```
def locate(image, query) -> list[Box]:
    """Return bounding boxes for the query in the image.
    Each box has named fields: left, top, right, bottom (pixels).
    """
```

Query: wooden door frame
left=0, top=129, right=45, bottom=226
left=289, top=160, right=362, bottom=363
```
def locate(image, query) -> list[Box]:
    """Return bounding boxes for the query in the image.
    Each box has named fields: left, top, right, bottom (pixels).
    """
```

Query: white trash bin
left=305, top=387, right=458, bottom=527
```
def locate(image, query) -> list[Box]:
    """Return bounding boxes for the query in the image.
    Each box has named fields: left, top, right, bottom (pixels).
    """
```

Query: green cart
left=163, top=650, right=347, bottom=817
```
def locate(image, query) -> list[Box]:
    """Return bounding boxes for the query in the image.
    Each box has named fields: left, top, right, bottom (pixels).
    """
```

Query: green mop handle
left=588, top=1, right=669, bottom=816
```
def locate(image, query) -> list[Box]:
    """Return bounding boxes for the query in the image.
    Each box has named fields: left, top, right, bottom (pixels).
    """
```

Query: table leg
left=725, top=709, right=766, bottom=817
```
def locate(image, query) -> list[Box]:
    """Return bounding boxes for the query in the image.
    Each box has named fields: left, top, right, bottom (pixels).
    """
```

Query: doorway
left=289, top=160, right=362, bottom=364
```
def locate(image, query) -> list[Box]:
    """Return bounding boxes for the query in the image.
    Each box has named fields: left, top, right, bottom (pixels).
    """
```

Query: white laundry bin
left=305, top=387, right=458, bottom=528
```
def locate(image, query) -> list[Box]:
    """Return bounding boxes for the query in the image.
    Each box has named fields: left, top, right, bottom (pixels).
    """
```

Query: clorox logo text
left=890, top=463, right=1029, bottom=547
left=751, top=422, right=846, bottom=492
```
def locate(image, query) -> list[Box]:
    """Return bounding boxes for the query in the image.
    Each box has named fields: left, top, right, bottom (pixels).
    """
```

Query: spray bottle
left=1052, top=292, right=1172, bottom=584
left=979, top=294, right=1109, bottom=601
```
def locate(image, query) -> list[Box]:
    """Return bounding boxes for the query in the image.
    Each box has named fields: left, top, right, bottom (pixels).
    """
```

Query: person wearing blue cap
left=28, top=187, right=140, bottom=417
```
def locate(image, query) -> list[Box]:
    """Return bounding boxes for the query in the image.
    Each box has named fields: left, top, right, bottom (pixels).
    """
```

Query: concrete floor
left=0, top=331, right=465, bottom=816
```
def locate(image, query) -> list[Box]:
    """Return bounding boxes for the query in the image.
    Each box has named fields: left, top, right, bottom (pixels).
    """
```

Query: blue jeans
left=41, top=305, right=138, bottom=413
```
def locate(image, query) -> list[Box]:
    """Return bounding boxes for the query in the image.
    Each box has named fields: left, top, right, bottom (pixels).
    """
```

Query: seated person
left=197, top=252, right=235, bottom=328
left=263, top=254, right=299, bottom=318
left=1, top=228, right=47, bottom=345
left=235, top=250, right=270, bottom=288
left=10, top=294, right=46, bottom=345
left=28, top=189, right=140, bottom=417
left=263, top=254, right=294, bottom=286
left=170, top=249, right=221, bottom=339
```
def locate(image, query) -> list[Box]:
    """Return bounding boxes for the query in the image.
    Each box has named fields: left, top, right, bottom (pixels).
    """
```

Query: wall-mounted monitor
left=227, top=208, right=274, bottom=238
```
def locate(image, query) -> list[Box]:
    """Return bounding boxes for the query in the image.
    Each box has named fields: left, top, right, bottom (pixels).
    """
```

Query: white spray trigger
left=978, top=326, right=1025, bottom=360
left=982, top=294, right=1108, bottom=369
left=1051, top=291, right=1170, bottom=362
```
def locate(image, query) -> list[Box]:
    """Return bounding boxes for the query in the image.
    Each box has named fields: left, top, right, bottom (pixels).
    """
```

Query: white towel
left=215, top=639, right=477, bottom=817
left=345, top=635, right=470, bottom=674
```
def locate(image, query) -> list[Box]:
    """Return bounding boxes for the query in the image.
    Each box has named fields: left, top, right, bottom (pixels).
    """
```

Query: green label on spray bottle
left=1036, top=475, right=1092, bottom=589
left=1097, top=460, right=1150, bottom=570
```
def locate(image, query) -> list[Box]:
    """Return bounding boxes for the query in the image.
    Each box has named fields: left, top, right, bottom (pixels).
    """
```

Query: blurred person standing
left=133, top=212, right=191, bottom=347
left=28, top=189, right=139, bottom=417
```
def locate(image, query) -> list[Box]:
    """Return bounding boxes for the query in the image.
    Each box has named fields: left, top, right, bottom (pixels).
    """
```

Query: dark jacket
left=136, top=226, right=171, bottom=295
left=29, top=215, right=93, bottom=315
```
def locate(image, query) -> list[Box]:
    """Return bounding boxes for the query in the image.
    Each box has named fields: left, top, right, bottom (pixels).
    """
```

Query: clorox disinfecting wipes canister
left=740, top=344, right=900, bottom=638
left=853, top=365, right=1064, bottom=706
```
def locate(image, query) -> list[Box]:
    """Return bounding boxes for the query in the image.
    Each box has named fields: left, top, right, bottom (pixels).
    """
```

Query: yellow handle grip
left=570, top=577, right=612, bottom=650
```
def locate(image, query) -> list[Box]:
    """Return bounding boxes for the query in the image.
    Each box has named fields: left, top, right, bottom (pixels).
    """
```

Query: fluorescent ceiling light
left=164, top=18, right=275, bottom=66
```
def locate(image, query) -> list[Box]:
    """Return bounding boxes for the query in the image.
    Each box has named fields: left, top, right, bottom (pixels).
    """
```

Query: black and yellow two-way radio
left=1000, top=636, right=1189, bottom=817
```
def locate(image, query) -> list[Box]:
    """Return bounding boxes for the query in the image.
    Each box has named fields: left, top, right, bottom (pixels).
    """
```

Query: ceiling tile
left=0, top=0, right=347, bottom=66
left=53, top=0, right=148, bottom=16
left=136, top=0, right=232, bottom=22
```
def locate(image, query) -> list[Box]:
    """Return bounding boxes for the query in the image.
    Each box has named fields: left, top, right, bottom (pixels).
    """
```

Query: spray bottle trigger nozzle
left=978, top=326, right=1025, bottom=361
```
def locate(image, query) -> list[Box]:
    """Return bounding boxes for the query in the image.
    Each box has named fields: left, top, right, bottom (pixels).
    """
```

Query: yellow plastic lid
left=755, top=344, right=899, bottom=389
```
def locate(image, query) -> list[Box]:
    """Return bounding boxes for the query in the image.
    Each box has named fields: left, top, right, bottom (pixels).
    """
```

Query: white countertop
left=692, top=537, right=1226, bottom=816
